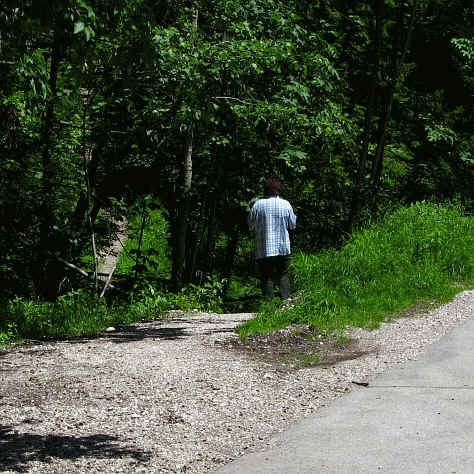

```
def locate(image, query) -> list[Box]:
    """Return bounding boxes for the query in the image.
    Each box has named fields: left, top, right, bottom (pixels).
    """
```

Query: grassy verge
left=237, top=202, right=474, bottom=340
left=0, top=290, right=160, bottom=345
left=0, top=282, right=225, bottom=346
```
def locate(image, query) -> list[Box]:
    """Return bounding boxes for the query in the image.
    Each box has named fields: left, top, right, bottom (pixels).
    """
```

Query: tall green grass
left=237, top=202, right=474, bottom=339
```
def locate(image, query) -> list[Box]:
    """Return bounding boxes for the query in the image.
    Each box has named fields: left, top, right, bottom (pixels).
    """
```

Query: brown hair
left=264, top=178, right=281, bottom=196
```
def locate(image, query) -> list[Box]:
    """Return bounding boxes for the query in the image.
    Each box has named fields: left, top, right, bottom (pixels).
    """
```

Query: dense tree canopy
left=1, top=0, right=473, bottom=299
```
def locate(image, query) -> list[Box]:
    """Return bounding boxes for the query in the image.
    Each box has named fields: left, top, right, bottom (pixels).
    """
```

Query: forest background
left=0, top=0, right=473, bottom=340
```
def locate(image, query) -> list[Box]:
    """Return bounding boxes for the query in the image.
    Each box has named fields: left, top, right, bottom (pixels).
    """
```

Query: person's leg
left=258, top=257, right=274, bottom=300
left=277, top=254, right=291, bottom=300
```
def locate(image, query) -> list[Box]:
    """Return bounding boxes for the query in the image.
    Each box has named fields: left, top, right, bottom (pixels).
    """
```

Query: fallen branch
left=99, top=264, right=117, bottom=298
left=57, top=257, right=116, bottom=289
left=58, top=257, right=89, bottom=277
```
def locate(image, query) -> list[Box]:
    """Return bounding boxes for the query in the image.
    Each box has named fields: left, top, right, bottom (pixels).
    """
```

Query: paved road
left=217, top=316, right=474, bottom=474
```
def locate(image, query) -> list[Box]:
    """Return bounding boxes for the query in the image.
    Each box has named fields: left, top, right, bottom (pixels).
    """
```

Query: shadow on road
left=0, top=424, right=150, bottom=472
left=0, top=316, right=249, bottom=350
left=102, top=325, right=191, bottom=343
left=62, top=317, right=245, bottom=344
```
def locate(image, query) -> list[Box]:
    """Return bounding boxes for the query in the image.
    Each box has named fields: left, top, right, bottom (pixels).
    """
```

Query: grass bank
left=237, top=202, right=474, bottom=340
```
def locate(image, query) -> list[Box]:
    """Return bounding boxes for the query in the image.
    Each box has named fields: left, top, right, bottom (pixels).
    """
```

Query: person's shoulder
left=251, top=198, right=265, bottom=209
left=278, top=197, right=292, bottom=207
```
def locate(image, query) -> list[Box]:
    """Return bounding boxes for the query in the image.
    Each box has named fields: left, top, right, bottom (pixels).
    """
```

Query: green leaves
left=451, top=38, right=474, bottom=63
left=72, top=0, right=96, bottom=41
left=74, top=21, right=85, bottom=34
left=277, top=148, right=308, bottom=173
left=421, top=114, right=457, bottom=145
left=73, top=22, right=94, bottom=41
left=1, top=0, right=472, bottom=300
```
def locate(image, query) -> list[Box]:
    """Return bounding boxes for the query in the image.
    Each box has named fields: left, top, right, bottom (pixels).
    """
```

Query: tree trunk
left=221, top=226, right=240, bottom=292
left=81, top=89, right=100, bottom=294
left=134, top=200, right=148, bottom=283
left=172, top=126, right=193, bottom=289
left=205, top=197, right=218, bottom=278
left=35, top=27, right=62, bottom=299
left=371, top=0, right=420, bottom=185
left=171, top=6, right=198, bottom=290
left=186, top=219, right=204, bottom=284
left=347, top=0, right=384, bottom=229
left=71, top=148, right=100, bottom=231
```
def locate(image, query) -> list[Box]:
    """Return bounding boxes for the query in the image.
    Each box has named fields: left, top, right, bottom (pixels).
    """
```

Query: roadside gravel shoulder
left=0, top=291, right=472, bottom=473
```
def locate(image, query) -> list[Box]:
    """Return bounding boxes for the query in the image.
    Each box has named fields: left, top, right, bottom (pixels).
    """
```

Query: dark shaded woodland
left=1, top=0, right=472, bottom=299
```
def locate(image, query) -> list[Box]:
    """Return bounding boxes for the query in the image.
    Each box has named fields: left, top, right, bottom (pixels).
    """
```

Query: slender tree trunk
left=347, top=0, right=384, bottom=229
left=360, top=0, right=384, bottom=180
left=71, top=149, right=100, bottom=230
left=80, top=88, right=100, bottom=294
left=371, top=0, right=420, bottom=185
left=172, top=126, right=193, bottom=289
left=205, top=197, right=218, bottom=278
left=171, top=5, right=199, bottom=290
left=221, top=226, right=240, bottom=291
left=134, top=200, right=148, bottom=283
left=192, top=7, right=199, bottom=29
left=35, top=27, right=62, bottom=299
left=187, top=211, right=207, bottom=284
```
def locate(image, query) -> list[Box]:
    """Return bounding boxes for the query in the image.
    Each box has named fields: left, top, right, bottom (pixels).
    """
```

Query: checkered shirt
left=248, top=196, right=296, bottom=259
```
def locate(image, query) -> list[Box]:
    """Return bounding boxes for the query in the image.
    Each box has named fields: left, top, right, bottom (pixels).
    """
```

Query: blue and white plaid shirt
left=248, top=196, right=296, bottom=259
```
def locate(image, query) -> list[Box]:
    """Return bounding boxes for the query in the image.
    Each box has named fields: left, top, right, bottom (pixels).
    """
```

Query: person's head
left=264, top=178, right=281, bottom=197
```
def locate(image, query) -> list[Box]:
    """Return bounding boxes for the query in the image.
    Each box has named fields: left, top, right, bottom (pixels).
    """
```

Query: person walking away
left=248, top=178, right=296, bottom=300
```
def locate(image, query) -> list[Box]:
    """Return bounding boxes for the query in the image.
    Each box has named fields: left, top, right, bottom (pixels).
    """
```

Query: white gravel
left=0, top=290, right=472, bottom=473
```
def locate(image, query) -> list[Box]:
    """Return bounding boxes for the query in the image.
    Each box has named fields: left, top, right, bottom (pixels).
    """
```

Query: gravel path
left=1, top=290, right=473, bottom=473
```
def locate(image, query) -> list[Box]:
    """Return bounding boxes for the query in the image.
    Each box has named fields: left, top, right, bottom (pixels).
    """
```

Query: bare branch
left=59, top=120, right=128, bottom=134
left=58, top=257, right=116, bottom=289
left=99, top=265, right=117, bottom=298
left=213, top=96, right=255, bottom=106
left=58, top=257, right=89, bottom=277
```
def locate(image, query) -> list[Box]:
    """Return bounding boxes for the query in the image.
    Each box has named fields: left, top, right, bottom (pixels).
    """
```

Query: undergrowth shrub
left=126, top=278, right=224, bottom=320
left=238, top=202, right=474, bottom=339
left=2, top=290, right=112, bottom=340
left=0, top=278, right=226, bottom=343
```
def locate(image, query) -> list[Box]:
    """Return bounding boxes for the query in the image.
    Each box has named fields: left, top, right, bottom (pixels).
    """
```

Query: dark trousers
left=257, top=255, right=291, bottom=300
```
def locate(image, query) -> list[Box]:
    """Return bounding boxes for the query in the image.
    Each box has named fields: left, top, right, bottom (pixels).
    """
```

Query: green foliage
left=0, top=276, right=228, bottom=344
left=226, top=275, right=260, bottom=297
left=237, top=202, right=474, bottom=340
left=451, top=37, right=474, bottom=79
left=173, top=278, right=226, bottom=313
left=116, top=207, right=170, bottom=279
left=125, top=285, right=173, bottom=322
left=2, top=290, right=111, bottom=340
left=1, top=0, right=473, bottom=300
left=0, top=322, right=18, bottom=347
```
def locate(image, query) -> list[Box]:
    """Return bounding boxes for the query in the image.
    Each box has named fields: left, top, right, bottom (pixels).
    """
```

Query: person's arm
left=288, top=204, right=296, bottom=230
left=248, top=204, right=257, bottom=232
